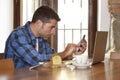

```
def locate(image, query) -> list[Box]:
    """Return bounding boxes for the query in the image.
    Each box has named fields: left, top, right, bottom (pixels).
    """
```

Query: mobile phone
left=78, top=35, right=86, bottom=52
left=82, top=35, right=86, bottom=40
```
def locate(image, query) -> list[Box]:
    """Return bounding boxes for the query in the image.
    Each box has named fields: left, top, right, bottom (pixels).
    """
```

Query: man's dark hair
left=32, top=6, right=60, bottom=23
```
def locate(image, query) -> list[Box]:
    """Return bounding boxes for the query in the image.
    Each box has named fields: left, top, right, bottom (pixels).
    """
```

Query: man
left=4, top=6, right=87, bottom=68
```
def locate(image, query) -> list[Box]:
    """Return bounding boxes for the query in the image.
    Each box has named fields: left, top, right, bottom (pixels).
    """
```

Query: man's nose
left=51, top=28, right=56, bottom=35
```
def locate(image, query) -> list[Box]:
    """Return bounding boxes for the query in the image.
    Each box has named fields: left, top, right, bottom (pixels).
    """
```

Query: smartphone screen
left=82, top=35, right=86, bottom=40
left=78, top=35, right=86, bottom=52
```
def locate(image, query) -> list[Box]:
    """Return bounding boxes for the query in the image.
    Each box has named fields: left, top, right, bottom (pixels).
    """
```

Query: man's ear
left=36, top=20, right=43, bottom=27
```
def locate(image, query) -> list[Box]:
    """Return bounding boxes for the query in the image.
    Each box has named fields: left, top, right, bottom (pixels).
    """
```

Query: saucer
left=73, top=62, right=92, bottom=69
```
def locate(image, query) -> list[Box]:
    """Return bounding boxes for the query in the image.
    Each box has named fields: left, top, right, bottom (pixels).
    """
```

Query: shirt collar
left=24, top=21, right=36, bottom=41
left=24, top=21, right=46, bottom=43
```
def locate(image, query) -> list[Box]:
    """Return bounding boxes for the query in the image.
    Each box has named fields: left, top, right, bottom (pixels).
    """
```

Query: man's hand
left=74, top=39, right=87, bottom=55
left=64, top=43, right=76, bottom=57
left=56, top=40, right=87, bottom=60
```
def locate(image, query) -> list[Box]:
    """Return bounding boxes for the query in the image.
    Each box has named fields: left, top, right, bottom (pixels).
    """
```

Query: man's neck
left=30, top=23, right=39, bottom=38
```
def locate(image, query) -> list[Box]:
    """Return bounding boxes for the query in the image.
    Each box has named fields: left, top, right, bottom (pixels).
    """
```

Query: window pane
left=58, top=0, right=88, bottom=53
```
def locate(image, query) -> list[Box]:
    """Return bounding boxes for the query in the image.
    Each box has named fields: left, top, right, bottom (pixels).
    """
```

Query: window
left=58, top=0, right=88, bottom=54
left=16, top=0, right=97, bottom=57
left=21, top=0, right=38, bottom=25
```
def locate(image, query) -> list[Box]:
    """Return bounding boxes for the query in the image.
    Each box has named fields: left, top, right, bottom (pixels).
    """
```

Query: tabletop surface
left=1, top=58, right=120, bottom=80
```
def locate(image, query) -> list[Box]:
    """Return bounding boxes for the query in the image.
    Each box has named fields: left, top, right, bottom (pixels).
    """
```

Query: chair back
left=0, top=53, right=4, bottom=60
left=0, top=58, right=14, bottom=74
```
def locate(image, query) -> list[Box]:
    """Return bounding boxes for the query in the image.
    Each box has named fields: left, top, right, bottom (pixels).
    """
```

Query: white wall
left=98, top=0, right=110, bottom=31
left=0, top=0, right=13, bottom=53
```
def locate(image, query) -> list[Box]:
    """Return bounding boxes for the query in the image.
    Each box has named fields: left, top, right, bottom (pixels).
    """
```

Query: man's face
left=38, top=19, right=58, bottom=38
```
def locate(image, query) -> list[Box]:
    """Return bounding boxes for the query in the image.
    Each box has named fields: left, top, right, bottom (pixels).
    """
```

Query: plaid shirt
left=4, top=21, right=54, bottom=68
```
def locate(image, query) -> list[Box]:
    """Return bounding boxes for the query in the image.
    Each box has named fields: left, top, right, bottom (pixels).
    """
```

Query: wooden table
left=1, top=58, right=120, bottom=80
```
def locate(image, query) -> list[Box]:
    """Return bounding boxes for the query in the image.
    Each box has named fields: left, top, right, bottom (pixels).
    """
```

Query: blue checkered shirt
left=4, top=21, right=54, bottom=68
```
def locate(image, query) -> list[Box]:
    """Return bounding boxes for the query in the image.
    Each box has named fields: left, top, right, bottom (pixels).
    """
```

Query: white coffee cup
left=73, top=54, right=88, bottom=64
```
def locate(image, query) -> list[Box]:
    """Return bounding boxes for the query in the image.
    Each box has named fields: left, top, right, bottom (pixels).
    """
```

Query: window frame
left=14, top=0, right=20, bottom=29
left=13, top=0, right=97, bottom=56
left=88, top=0, right=97, bottom=57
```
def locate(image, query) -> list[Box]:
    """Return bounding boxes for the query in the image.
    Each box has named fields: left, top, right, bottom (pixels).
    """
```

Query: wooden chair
left=0, top=53, right=4, bottom=60
left=0, top=58, right=14, bottom=74
left=110, top=52, right=120, bottom=59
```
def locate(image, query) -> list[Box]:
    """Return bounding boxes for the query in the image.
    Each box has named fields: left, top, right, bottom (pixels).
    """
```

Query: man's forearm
left=52, top=51, right=68, bottom=59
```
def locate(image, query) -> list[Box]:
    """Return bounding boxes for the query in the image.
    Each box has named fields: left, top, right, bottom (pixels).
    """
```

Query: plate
left=39, top=61, right=66, bottom=68
left=63, top=60, right=92, bottom=69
